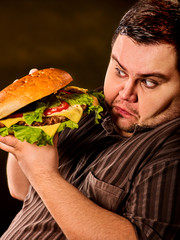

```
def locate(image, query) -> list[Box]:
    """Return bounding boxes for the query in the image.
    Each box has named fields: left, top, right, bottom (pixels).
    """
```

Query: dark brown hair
left=112, top=0, right=180, bottom=69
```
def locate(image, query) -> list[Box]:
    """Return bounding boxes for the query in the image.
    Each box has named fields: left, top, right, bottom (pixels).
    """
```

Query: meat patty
left=0, top=116, right=67, bottom=128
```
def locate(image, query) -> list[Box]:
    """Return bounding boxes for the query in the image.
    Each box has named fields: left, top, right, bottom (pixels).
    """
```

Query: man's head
left=104, top=0, right=180, bottom=136
left=112, top=0, right=180, bottom=70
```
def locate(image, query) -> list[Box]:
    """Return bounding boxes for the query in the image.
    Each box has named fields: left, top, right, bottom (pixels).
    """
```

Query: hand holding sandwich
left=0, top=133, right=60, bottom=186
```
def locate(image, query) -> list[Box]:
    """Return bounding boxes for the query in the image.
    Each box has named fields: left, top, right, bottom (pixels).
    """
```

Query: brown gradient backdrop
left=0, top=0, right=136, bottom=235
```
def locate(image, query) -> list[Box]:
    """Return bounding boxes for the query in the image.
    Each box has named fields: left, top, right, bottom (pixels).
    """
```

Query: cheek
left=104, top=84, right=111, bottom=105
left=138, top=89, right=180, bottom=120
left=104, top=81, right=118, bottom=106
left=104, top=69, right=119, bottom=105
left=139, top=93, right=164, bottom=115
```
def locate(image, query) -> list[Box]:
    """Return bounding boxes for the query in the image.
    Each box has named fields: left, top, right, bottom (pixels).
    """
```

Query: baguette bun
left=0, top=68, right=73, bottom=119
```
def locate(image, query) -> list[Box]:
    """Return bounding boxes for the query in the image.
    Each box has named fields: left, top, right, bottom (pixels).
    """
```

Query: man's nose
left=119, top=80, right=138, bottom=103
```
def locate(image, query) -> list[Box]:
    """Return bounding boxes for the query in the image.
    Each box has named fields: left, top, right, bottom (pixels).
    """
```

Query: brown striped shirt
left=1, top=112, right=180, bottom=240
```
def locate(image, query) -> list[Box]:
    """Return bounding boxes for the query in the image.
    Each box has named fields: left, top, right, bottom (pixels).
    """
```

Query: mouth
left=112, top=105, right=137, bottom=118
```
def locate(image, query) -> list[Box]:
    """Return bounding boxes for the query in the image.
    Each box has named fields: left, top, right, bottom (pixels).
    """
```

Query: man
left=0, top=0, right=179, bottom=239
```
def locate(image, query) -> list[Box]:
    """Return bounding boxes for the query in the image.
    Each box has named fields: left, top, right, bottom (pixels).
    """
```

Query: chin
left=113, top=117, right=137, bottom=134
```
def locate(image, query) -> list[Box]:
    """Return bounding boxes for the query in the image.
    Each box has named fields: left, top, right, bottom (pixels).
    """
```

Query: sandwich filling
left=0, top=86, right=104, bottom=145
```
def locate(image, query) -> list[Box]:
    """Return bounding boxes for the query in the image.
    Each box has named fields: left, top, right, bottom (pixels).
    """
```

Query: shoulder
left=124, top=120, right=180, bottom=239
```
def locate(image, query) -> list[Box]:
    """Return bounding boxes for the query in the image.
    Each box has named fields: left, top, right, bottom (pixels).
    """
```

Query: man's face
left=104, top=35, right=180, bottom=136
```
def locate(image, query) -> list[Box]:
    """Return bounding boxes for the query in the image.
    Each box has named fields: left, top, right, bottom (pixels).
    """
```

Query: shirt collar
left=101, top=116, right=117, bottom=135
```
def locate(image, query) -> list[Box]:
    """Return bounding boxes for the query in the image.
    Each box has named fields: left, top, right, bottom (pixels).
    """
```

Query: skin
left=1, top=35, right=180, bottom=239
left=104, top=35, right=180, bottom=136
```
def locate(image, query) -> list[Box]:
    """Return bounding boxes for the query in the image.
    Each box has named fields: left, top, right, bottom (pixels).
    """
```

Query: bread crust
left=0, top=68, right=73, bottom=119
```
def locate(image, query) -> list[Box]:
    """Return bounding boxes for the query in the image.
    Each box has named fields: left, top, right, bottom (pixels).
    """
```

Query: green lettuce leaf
left=60, top=92, right=104, bottom=123
left=88, top=91, right=104, bottom=104
left=0, top=127, right=9, bottom=137
left=13, top=125, right=53, bottom=146
left=0, top=120, right=80, bottom=146
left=21, top=91, right=104, bottom=125
left=89, top=91, right=104, bottom=123
left=23, top=102, right=48, bottom=125
left=57, top=120, right=79, bottom=132
left=0, top=90, right=104, bottom=146
left=59, top=93, right=93, bottom=106
left=88, top=104, right=104, bottom=124
left=23, top=100, right=61, bottom=125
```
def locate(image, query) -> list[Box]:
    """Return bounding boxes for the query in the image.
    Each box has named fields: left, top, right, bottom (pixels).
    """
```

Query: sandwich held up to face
left=0, top=68, right=104, bottom=146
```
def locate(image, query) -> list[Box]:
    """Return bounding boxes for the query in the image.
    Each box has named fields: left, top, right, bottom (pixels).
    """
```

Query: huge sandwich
left=0, top=68, right=104, bottom=146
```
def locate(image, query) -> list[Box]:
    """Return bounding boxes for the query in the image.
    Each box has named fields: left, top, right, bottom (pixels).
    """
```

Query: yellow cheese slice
left=48, top=105, right=83, bottom=123
left=0, top=105, right=83, bottom=128
left=0, top=117, right=24, bottom=128
left=32, top=123, right=60, bottom=137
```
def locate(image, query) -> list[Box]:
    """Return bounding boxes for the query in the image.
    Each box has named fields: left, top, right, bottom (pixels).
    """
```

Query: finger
left=0, top=139, right=15, bottom=154
left=29, top=68, right=38, bottom=75
left=0, top=135, right=19, bottom=147
left=0, top=136, right=19, bottom=153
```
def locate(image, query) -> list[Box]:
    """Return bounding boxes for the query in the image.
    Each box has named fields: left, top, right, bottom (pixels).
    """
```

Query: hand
left=0, top=134, right=59, bottom=185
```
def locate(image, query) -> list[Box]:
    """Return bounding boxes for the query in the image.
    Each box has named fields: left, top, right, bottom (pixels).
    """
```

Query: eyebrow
left=111, top=54, right=169, bottom=81
left=112, top=54, right=127, bottom=71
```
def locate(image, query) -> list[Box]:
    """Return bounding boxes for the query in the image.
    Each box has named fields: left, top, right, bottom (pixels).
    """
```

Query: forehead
left=112, top=35, right=177, bottom=75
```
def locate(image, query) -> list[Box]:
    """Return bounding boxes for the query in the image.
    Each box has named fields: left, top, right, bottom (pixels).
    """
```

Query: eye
left=115, top=68, right=126, bottom=77
left=141, top=79, right=158, bottom=89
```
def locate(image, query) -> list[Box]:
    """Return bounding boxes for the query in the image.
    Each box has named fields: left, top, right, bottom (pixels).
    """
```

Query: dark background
left=0, top=0, right=136, bottom=235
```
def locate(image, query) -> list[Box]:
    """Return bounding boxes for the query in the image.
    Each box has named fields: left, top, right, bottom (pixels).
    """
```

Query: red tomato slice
left=8, top=113, right=23, bottom=118
left=58, top=89, right=72, bottom=94
left=43, top=101, right=69, bottom=116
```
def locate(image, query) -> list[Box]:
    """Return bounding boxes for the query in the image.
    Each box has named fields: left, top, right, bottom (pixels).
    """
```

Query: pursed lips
left=112, top=104, right=139, bottom=118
